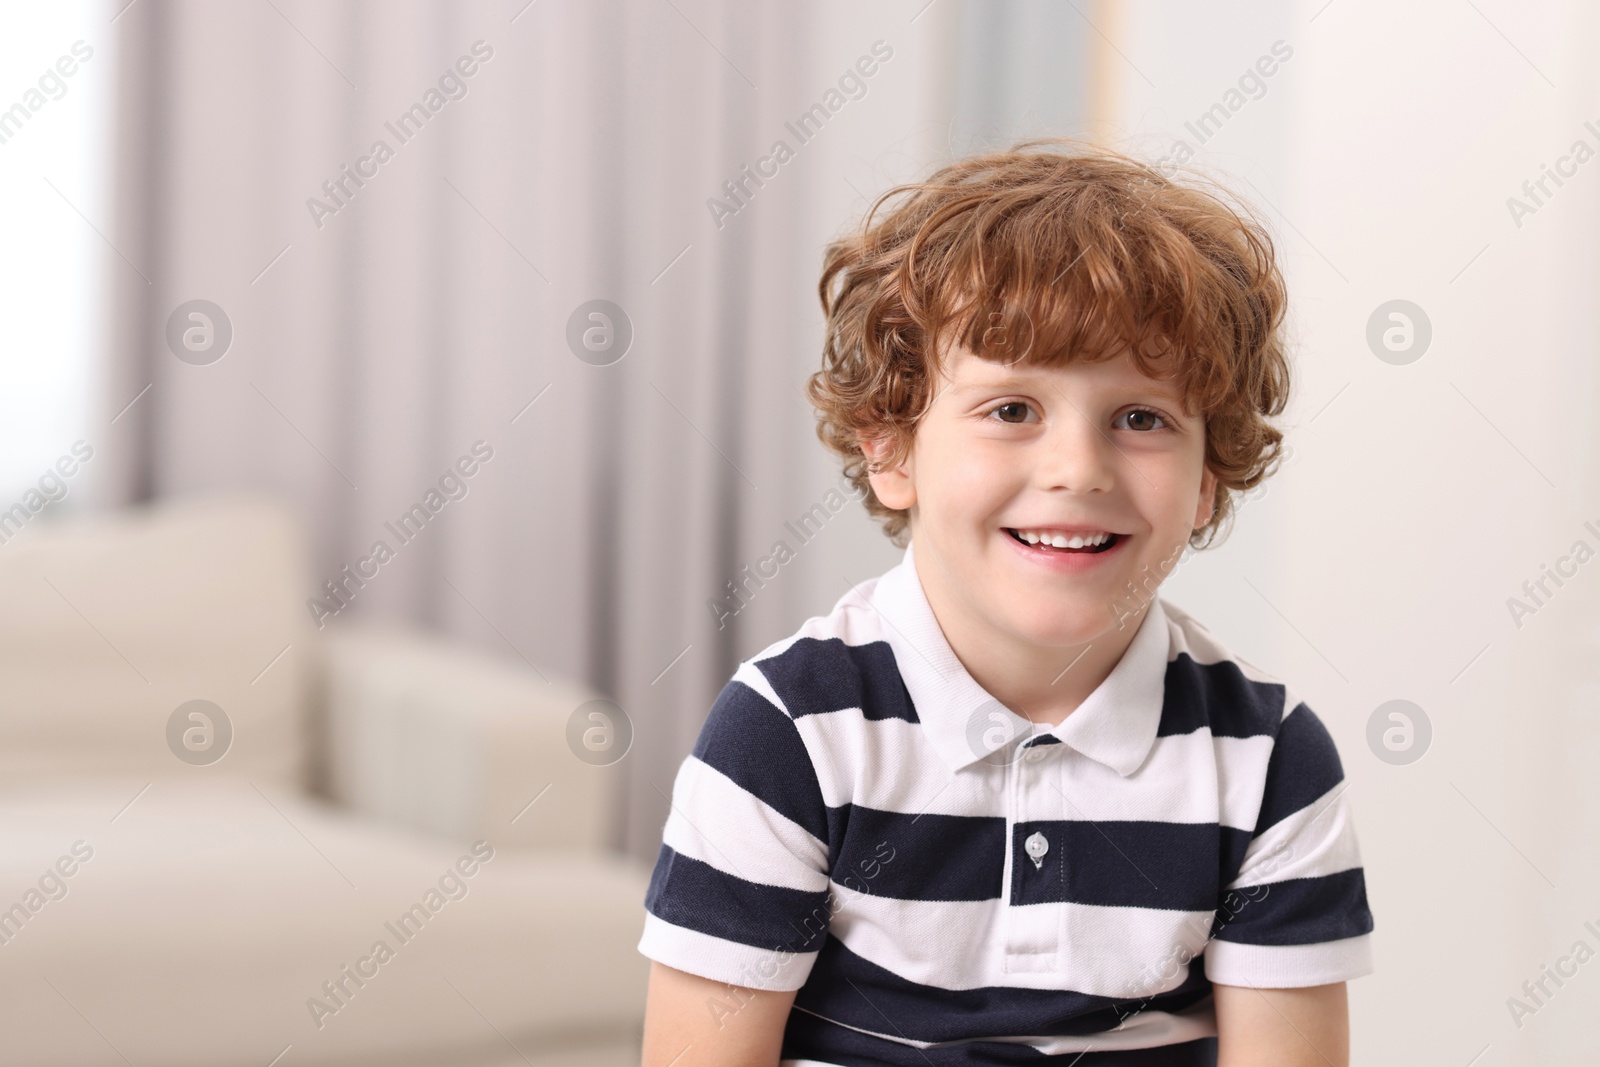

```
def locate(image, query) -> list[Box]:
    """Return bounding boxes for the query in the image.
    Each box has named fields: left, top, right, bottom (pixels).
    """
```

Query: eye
left=1117, top=407, right=1167, bottom=432
left=988, top=401, right=1036, bottom=424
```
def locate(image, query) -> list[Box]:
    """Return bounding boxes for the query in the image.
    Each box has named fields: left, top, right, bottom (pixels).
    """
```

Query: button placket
left=1002, top=734, right=1062, bottom=974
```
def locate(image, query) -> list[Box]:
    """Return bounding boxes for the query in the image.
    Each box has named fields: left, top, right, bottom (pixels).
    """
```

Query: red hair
left=807, top=139, right=1291, bottom=547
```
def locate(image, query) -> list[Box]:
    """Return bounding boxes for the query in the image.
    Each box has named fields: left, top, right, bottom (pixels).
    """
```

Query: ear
left=1193, top=466, right=1219, bottom=529
left=860, top=435, right=917, bottom=511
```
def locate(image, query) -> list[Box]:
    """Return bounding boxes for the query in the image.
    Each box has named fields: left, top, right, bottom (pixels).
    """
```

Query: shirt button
left=1024, top=831, right=1049, bottom=870
left=1025, top=747, right=1045, bottom=763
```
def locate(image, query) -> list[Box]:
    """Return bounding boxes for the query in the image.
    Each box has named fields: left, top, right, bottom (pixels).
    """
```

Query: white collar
left=868, top=540, right=1171, bottom=776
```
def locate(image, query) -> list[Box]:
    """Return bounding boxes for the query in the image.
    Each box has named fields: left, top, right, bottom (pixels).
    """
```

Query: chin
left=1005, top=602, right=1113, bottom=649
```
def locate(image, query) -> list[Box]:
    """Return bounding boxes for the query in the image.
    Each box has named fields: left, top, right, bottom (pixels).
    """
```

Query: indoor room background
left=3, top=0, right=1597, bottom=1064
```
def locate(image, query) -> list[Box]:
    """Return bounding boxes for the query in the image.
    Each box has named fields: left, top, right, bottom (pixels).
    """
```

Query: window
left=0, top=3, right=110, bottom=507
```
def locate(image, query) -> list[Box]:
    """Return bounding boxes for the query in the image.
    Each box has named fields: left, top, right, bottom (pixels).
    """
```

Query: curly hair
left=806, top=139, right=1291, bottom=549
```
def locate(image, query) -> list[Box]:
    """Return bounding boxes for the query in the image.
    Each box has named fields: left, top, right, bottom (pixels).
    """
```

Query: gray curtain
left=101, top=0, right=1091, bottom=861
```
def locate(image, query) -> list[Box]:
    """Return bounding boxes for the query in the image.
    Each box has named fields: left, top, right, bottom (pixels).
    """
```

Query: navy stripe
left=1218, top=825, right=1253, bottom=892
left=815, top=815, right=1255, bottom=910
left=1011, top=820, right=1222, bottom=911
left=790, top=935, right=1213, bottom=1047
left=691, top=679, right=829, bottom=842
left=1254, top=704, right=1344, bottom=835
left=783, top=1013, right=1219, bottom=1066
left=826, top=804, right=1005, bottom=901
left=644, top=846, right=833, bottom=953
left=1211, top=868, right=1373, bottom=946
left=757, top=637, right=918, bottom=722
left=1158, top=654, right=1284, bottom=739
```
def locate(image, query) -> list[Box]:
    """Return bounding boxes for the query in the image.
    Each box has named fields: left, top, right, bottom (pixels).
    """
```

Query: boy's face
left=867, top=343, right=1217, bottom=650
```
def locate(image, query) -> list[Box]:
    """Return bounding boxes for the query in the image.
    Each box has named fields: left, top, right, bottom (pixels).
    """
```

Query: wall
left=1100, top=0, right=1600, bottom=1060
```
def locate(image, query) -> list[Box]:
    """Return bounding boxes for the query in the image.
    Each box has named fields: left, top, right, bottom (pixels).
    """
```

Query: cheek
left=923, top=436, right=1015, bottom=513
left=1120, top=452, right=1202, bottom=525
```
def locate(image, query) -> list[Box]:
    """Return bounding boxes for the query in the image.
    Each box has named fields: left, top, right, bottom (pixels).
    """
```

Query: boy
left=638, top=142, right=1373, bottom=1066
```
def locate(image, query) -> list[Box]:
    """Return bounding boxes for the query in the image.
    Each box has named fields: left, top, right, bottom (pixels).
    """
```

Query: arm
left=1214, top=981, right=1348, bottom=1067
left=642, top=962, right=798, bottom=1067
left=1207, top=702, right=1373, bottom=1065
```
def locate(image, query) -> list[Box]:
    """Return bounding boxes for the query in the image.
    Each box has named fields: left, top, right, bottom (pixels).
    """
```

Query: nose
left=1035, top=405, right=1116, bottom=495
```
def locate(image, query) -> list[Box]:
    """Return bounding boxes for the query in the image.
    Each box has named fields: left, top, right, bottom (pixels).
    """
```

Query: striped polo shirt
left=640, top=542, right=1374, bottom=1065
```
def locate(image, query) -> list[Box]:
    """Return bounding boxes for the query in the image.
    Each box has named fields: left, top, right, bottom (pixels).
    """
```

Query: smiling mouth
left=1005, top=528, right=1122, bottom=554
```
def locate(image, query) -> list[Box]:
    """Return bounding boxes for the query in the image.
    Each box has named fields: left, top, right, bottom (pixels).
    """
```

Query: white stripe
left=798, top=712, right=1275, bottom=830
left=1021, top=997, right=1216, bottom=1052
left=745, top=580, right=891, bottom=667
left=662, top=757, right=828, bottom=891
left=1206, top=932, right=1374, bottom=987
left=1047, top=730, right=1270, bottom=827
left=1230, top=780, right=1362, bottom=888
left=993, top=1001, right=1216, bottom=1053
left=1212, top=732, right=1277, bottom=830
left=796, top=713, right=990, bottom=813
left=830, top=893, right=1218, bottom=998
left=638, top=913, right=818, bottom=991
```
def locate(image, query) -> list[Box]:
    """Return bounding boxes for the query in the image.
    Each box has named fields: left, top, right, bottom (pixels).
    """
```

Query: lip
left=1000, top=526, right=1130, bottom=573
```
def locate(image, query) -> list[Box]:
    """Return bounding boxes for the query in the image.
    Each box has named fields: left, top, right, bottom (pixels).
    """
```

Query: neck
left=912, top=549, right=1147, bottom=728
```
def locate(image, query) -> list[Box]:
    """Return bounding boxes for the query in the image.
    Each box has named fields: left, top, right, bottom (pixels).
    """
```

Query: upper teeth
left=1014, top=529, right=1112, bottom=549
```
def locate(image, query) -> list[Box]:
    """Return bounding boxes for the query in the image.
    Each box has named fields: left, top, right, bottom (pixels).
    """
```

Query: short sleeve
left=1205, top=701, right=1375, bottom=988
left=638, top=668, right=833, bottom=991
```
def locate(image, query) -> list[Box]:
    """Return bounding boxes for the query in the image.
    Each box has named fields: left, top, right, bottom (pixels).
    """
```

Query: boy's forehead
left=942, top=343, right=1186, bottom=398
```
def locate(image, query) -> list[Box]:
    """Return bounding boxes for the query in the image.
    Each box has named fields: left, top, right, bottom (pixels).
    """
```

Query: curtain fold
left=105, top=0, right=960, bottom=860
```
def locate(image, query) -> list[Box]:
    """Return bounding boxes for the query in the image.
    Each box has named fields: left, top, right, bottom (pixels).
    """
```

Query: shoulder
left=688, top=582, right=904, bottom=846
left=1158, top=599, right=1347, bottom=829
left=1157, top=597, right=1319, bottom=744
left=730, top=576, right=916, bottom=725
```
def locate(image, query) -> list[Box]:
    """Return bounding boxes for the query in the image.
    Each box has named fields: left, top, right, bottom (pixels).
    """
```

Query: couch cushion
left=0, top=781, right=651, bottom=1066
left=0, top=494, right=309, bottom=787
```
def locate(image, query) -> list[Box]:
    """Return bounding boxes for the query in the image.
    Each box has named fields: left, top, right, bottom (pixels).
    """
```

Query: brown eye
left=993, top=402, right=1031, bottom=423
left=1120, top=408, right=1166, bottom=431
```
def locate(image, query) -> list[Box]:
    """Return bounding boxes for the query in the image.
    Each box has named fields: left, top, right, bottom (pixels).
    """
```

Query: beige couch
left=0, top=494, right=650, bottom=1066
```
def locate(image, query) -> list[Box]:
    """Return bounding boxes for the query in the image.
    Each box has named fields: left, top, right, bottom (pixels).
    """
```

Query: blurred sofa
left=0, top=494, right=650, bottom=1066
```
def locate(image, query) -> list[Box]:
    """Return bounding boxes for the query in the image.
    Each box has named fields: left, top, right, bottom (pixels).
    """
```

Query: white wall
left=1104, top=1, right=1600, bottom=1061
